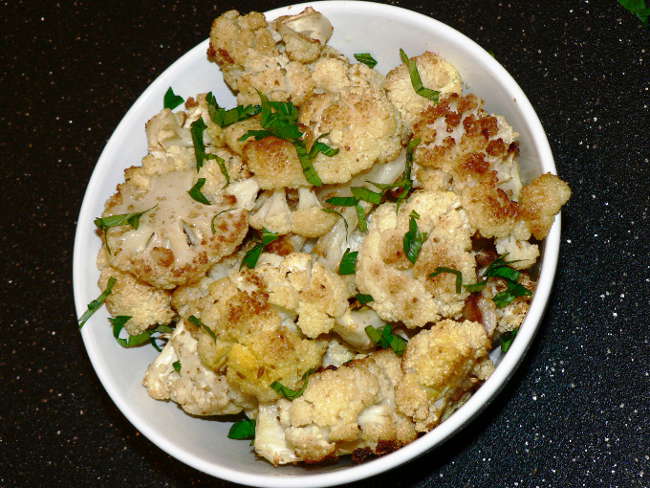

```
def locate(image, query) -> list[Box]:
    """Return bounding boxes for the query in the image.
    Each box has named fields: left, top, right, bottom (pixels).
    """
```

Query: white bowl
left=73, top=1, right=561, bottom=486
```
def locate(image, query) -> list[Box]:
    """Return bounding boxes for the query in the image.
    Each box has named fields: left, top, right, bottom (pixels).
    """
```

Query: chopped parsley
left=403, top=210, right=428, bottom=264
left=354, top=293, right=374, bottom=305
left=429, top=266, right=463, bottom=293
left=354, top=52, right=378, bottom=68
left=367, top=137, right=419, bottom=210
left=210, top=209, right=234, bottom=235
left=148, top=324, right=175, bottom=352
left=241, top=228, right=279, bottom=269
left=338, top=248, right=358, bottom=275
left=228, top=417, right=256, bottom=440
left=172, top=360, right=182, bottom=372
left=206, top=92, right=261, bottom=127
left=492, top=280, right=532, bottom=308
left=466, top=255, right=533, bottom=307
left=110, top=317, right=173, bottom=350
left=163, top=87, right=184, bottom=110
left=618, top=0, right=649, bottom=24
left=399, top=48, right=440, bottom=102
left=190, top=118, right=227, bottom=180
left=365, top=324, right=407, bottom=356
left=355, top=203, right=368, bottom=232
left=78, top=277, right=116, bottom=329
left=270, top=369, right=314, bottom=400
left=188, top=315, right=216, bottom=341
left=500, top=328, right=518, bottom=353
left=351, top=187, right=382, bottom=205
left=187, top=178, right=211, bottom=205
left=325, top=196, right=358, bottom=207
left=94, top=206, right=156, bottom=254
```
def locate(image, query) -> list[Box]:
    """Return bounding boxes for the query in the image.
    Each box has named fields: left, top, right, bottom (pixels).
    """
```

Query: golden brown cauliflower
left=396, top=320, right=493, bottom=432
left=356, top=190, right=476, bottom=328
left=101, top=110, right=259, bottom=289
left=142, top=320, right=254, bottom=416
left=254, top=350, right=416, bottom=465
left=207, top=8, right=334, bottom=105
left=97, top=249, right=175, bottom=335
left=385, top=51, right=463, bottom=127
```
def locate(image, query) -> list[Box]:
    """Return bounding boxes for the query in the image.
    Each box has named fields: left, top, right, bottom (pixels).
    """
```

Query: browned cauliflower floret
left=385, top=51, right=463, bottom=127
left=254, top=350, right=416, bottom=465
left=101, top=114, right=260, bottom=289
left=518, top=173, right=572, bottom=240
left=207, top=8, right=333, bottom=105
left=249, top=188, right=337, bottom=237
left=143, top=320, right=254, bottom=416
left=97, top=250, right=175, bottom=335
left=356, top=190, right=476, bottom=328
left=396, top=320, right=493, bottom=432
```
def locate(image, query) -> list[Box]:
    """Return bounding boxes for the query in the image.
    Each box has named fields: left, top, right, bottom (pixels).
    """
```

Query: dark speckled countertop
left=2, top=1, right=648, bottom=487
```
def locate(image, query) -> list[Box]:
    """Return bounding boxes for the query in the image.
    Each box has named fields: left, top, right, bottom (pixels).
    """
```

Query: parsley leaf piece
left=258, top=91, right=303, bottom=140
left=355, top=293, right=374, bottom=305
left=294, top=139, right=323, bottom=186
left=147, top=324, right=175, bottom=352
left=355, top=203, right=368, bottom=232
left=500, top=328, right=518, bottom=353
left=241, top=229, right=279, bottom=269
left=311, top=140, right=339, bottom=157
left=351, top=187, right=382, bottom=205
left=321, top=208, right=349, bottom=238
left=365, top=324, right=407, bottom=356
left=493, top=281, right=532, bottom=308
left=618, top=0, right=650, bottom=24
left=464, top=281, right=488, bottom=293
left=270, top=369, right=314, bottom=400
left=211, top=209, right=234, bottom=235
left=187, top=178, right=211, bottom=205
left=326, top=196, right=358, bottom=207
left=485, top=264, right=520, bottom=282
left=110, top=316, right=151, bottom=348
left=403, top=210, right=428, bottom=264
left=210, top=154, right=230, bottom=187
left=429, top=266, right=463, bottom=293
left=78, top=277, right=116, bottom=328
left=354, top=52, right=378, bottom=68
left=172, top=360, right=182, bottom=372
left=94, top=206, right=155, bottom=232
left=238, top=129, right=273, bottom=142
left=188, top=315, right=216, bottom=340
left=399, top=49, right=440, bottom=102
left=338, top=248, right=358, bottom=275
left=206, top=92, right=262, bottom=127
left=228, top=418, right=256, bottom=440
left=163, top=87, right=184, bottom=110
left=190, top=118, right=211, bottom=170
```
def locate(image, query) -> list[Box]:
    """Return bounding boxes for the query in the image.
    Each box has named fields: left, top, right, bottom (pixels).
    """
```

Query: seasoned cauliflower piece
left=101, top=132, right=259, bottom=289
left=333, top=307, right=385, bottom=351
left=254, top=350, right=416, bottom=465
left=396, top=320, right=493, bottom=431
left=143, top=320, right=252, bottom=416
left=385, top=51, right=463, bottom=127
left=207, top=9, right=333, bottom=105
left=250, top=188, right=337, bottom=237
left=494, top=232, right=540, bottom=270
left=356, top=190, right=476, bottom=328
left=97, top=250, right=175, bottom=335
left=322, top=337, right=358, bottom=368
left=519, top=173, right=572, bottom=240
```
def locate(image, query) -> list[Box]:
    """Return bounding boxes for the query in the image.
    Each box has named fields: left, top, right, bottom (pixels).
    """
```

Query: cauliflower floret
left=207, top=9, right=333, bottom=105
left=384, top=51, right=463, bottom=127
left=494, top=232, right=540, bottom=270
left=254, top=350, right=416, bottom=465
left=395, top=320, right=493, bottom=431
left=143, top=320, right=253, bottom=416
left=356, top=190, right=476, bottom=328
left=480, top=273, right=536, bottom=335
left=322, top=337, right=357, bottom=368
left=333, top=307, right=385, bottom=351
left=519, top=173, right=571, bottom=240
left=250, top=188, right=337, bottom=237
left=97, top=249, right=175, bottom=335
left=101, top=122, right=259, bottom=289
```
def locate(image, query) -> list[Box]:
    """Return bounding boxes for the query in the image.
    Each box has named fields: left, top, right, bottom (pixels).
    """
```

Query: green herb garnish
left=148, top=324, right=175, bottom=352
left=110, top=316, right=151, bottom=348
left=399, top=49, right=440, bottom=102
left=493, top=280, right=532, bottom=308
left=325, top=196, right=358, bottom=207
left=188, top=315, right=216, bottom=340
left=270, top=369, right=314, bottom=400
left=190, top=117, right=210, bottom=170
left=403, top=210, right=428, bottom=264
left=354, top=52, right=378, bottom=68
left=338, top=248, right=358, bottom=275
left=365, top=324, right=407, bottom=356
left=78, top=277, right=116, bottom=328
left=188, top=178, right=211, bottom=205
left=206, top=92, right=261, bottom=127
left=464, top=281, right=488, bottom=293
left=355, top=203, right=368, bottom=232
left=470, top=254, right=532, bottom=308
left=367, top=137, right=419, bottom=210
left=228, top=417, right=256, bottom=440
left=241, top=228, right=279, bottom=269
left=351, top=187, right=382, bottom=205
left=94, top=206, right=155, bottom=232
left=500, top=328, right=519, bottom=353
left=172, top=360, right=182, bottom=372
left=211, top=209, right=234, bottom=235
left=163, top=87, right=184, bottom=110
left=618, top=0, right=649, bottom=24
left=354, top=293, right=374, bottom=305
left=429, top=266, right=463, bottom=293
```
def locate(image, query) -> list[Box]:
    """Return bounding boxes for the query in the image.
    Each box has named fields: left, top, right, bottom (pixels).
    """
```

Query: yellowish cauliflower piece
left=254, top=350, right=416, bottom=465
left=396, top=320, right=493, bottom=431
left=356, top=190, right=476, bottom=328
left=385, top=51, right=463, bottom=127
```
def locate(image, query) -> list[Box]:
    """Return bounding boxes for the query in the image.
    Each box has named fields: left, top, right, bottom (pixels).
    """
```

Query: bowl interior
left=73, top=2, right=559, bottom=487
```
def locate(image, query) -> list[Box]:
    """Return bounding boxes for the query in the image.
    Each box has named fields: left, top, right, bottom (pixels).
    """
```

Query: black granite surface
left=2, top=0, right=649, bottom=487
